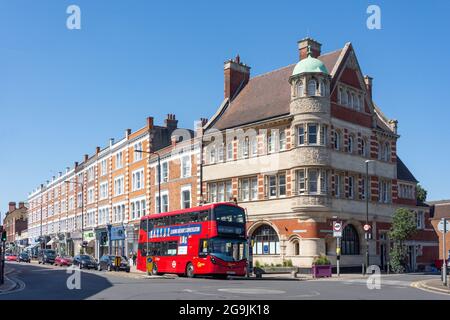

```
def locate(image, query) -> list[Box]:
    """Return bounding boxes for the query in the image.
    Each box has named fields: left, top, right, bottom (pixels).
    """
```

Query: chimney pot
left=96, top=146, right=101, bottom=154
left=84, top=154, right=89, bottom=161
left=298, top=37, right=322, bottom=60
left=165, top=114, right=178, bottom=130
left=75, top=161, right=79, bottom=168
left=8, top=202, right=16, bottom=212
left=224, top=55, right=250, bottom=100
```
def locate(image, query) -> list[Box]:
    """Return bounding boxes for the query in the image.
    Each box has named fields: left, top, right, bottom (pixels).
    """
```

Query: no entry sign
left=333, top=221, right=342, bottom=237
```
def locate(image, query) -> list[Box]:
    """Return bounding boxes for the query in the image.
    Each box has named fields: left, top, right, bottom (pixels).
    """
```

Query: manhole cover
left=218, top=288, right=285, bottom=294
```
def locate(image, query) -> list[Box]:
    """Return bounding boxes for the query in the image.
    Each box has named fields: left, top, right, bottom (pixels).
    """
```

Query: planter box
left=312, top=264, right=332, bottom=278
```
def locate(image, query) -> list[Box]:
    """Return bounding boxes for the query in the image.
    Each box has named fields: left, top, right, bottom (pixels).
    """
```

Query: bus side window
left=189, top=211, right=199, bottom=223
left=199, top=211, right=209, bottom=222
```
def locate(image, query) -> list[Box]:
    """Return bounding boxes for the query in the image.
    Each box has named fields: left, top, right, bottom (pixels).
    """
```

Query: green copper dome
left=292, top=55, right=329, bottom=76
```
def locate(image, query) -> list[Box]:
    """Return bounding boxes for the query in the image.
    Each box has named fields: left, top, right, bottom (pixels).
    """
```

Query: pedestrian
left=132, top=252, right=137, bottom=266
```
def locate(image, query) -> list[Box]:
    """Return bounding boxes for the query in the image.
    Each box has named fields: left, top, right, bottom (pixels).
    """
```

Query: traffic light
left=1, top=231, right=6, bottom=242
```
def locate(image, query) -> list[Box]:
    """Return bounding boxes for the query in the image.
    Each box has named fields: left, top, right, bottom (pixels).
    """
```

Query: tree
left=389, top=208, right=417, bottom=273
left=416, top=184, right=427, bottom=203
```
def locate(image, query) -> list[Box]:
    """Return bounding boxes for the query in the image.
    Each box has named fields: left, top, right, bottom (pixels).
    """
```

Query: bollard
left=362, top=263, right=365, bottom=275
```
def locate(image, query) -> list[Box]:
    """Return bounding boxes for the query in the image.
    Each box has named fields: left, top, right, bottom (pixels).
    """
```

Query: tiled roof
left=397, top=157, right=418, bottom=183
left=210, top=50, right=343, bottom=130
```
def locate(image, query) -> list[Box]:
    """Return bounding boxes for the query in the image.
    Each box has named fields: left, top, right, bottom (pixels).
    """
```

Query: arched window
left=348, top=135, right=354, bottom=154
left=297, top=81, right=304, bottom=97
left=355, top=96, right=361, bottom=111
left=341, top=89, right=348, bottom=105
left=319, top=80, right=326, bottom=97
left=378, top=142, right=383, bottom=160
left=292, top=240, right=300, bottom=255
left=361, top=138, right=367, bottom=157
left=334, top=131, right=341, bottom=151
left=251, top=225, right=280, bottom=255
left=307, top=79, right=317, bottom=96
left=384, top=142, right=390, bottom=161
left=342, top=224, right=360, bottom=255
left=338, top=88, right=343, bottom=104
left=347, top=91, right=352, bottom=107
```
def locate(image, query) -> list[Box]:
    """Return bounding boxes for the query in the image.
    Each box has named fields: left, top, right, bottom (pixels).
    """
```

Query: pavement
left=411, top=278, right=450, bottom=295
left=1, top=261, right=450, bottom=300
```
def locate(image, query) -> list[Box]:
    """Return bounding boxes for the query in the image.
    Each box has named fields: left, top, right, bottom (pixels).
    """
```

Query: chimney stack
left=125, top=129, right=132, bottom=139
left=74, top=161, right=79, bottom=168
left=147, top=116, right=154, bottom=129
left=84, top=154, right=89, bottom=161
left=298, top=37, right=322, bottom=60
left=165, top=114, right=178, bottom=130
left=364, top=75, right=373, bottom=99
left=18, top=202, right=25, bottom=209
left=224, top=55, right=250, bottom=100
left=8, top=202, right=16, bottom=213
left=109, top=138, right=115, bottom=148
left=96, top=146, right=101, bottom=154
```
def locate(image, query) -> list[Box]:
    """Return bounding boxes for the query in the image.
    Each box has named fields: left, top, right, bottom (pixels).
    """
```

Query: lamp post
left=365, top=160, right=374, bottom=274
left=65, top=180, right=84, bottom=254
left=135, top=149, right=160, bottom=274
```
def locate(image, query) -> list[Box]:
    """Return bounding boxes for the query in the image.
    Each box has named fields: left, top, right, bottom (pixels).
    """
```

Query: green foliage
left=389, top=208, right=417, bottom=273
left=389, top=208, right=417, bottom=242
left=254, top=260, right=261, bottom=268
left=283, top=259, right=293, bottom=267
left=390, top=244, right=407, bottom=274
left=312, top=255, right=331, bottom=266
left=416, top=184, right=427, bottom=203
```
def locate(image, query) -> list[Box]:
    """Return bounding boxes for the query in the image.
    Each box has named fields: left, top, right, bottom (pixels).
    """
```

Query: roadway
left=1, top=262, right=449, bottom=300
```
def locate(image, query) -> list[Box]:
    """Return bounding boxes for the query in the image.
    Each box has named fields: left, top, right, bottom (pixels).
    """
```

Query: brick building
left=428, top=201, right=450, bottom=262
left=26, top=36, right=438, bottom=271
left=27, top=115, right=202, bottom=258
left=200, top=38, right=438, bottom=270
left=3, top=201, right=28, bottom=252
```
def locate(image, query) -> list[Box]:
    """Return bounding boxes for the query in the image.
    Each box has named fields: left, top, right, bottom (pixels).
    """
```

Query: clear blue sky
left=1, top=0, right=449, bottom=216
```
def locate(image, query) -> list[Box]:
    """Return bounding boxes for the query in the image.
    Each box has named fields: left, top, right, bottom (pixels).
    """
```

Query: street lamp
left=135, top=148, right=160, bottom=273
left=365, top=160, right=374, bottom=274
left=65, top=180, right=84, bottom=254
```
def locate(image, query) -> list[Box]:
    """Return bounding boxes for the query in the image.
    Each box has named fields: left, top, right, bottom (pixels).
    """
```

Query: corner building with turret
left=201, top=38, right=438, bottom=271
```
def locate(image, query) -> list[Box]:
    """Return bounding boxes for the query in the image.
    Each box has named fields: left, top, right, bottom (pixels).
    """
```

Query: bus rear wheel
left=186, top=263, right=195, bottom=278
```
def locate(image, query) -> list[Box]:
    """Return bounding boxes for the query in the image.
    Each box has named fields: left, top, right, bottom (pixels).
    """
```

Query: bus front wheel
left=186, top=263, right=195, bottom=278
left=151, top=263, right=160, bottom=276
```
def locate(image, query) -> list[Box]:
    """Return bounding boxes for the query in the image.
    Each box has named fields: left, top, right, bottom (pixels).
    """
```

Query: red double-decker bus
left=136, top=202, right=247, bottom=278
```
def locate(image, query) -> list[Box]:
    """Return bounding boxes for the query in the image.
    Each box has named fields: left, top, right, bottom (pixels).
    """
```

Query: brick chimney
left=18, top=202, right=25, bottom=209
left=364, top=75, right=373, bottom=99
left=165, top=114, right=178, bottom=130
left=224, top=55, right=250, bottom=100
left=298, top=37, right=322, bottom=60
left=125, top=129, right=132, bottom=139
left=8, top=202, right=16, bottom=213
left=147, top=116, right=154, bottom=129
left=96, top=146, right=101, bottom=154
left=84, top=154, right=89, bottom=161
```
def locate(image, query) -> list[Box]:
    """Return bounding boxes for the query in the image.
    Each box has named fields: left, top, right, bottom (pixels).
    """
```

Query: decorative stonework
left=290, top=146, right=330, bottom=166
left=290, top=96, right=330, bottom=115
left=291, top=195, right=331, bottom=209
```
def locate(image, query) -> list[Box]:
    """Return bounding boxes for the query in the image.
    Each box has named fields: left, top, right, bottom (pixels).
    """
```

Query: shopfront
left=110, top=225, right=125, bottom=256
left=125, top=223, right=139, bottom=257
left=83, top=230, right=96, bottom=256
left=95, top=228, right=109, bottom=259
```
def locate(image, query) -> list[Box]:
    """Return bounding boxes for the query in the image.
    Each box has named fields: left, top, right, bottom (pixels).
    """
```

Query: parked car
left=73, top=255, right=98, bottom=270
left=5, top=253, right=17, bottom=261
left=98, top=255, right=130, bottom=272
left=17, top=252, right=31, bottom=263
left=54, top=255, right=73, bottom=266
left=38, top=249, right=57, bottom=265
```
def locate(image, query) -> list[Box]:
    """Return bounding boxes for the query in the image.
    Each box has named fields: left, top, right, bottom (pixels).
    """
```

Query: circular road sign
left=363, top=224, right=371, bottom=231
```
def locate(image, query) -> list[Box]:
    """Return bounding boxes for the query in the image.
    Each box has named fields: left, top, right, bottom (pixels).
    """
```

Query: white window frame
left=180, top=185, right=192, bottom=209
